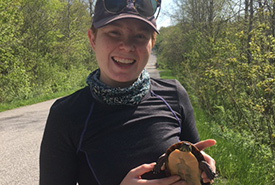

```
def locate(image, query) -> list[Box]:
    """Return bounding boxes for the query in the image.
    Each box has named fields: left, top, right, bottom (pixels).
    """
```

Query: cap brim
left=93, top=13, right=159, bottom=34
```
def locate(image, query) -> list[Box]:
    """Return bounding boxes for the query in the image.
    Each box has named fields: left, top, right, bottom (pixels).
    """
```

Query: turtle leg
left=199, top=161, right=216, bottom=180
left=153, top=154, right=166, bottom=174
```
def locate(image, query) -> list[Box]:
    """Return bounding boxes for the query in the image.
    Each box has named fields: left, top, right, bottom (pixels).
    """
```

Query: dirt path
left=146, top=54, right=160, bottom=78
left=0, top=55, right=159, bottom=185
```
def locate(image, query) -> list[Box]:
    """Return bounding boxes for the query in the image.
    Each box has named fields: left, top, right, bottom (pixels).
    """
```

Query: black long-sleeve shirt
left=40, top=78, right=199, bottom=185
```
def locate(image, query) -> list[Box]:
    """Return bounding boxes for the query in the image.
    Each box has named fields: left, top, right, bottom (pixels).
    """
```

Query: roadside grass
left=160, top=69, right=275, bottom=185
left=195, top=108, right=275, bottom=185
left=159, top=70, right=177, bottom=79
left=0, top=88, right=79, bottom=112
left=1, top=70, right=175, bottom=112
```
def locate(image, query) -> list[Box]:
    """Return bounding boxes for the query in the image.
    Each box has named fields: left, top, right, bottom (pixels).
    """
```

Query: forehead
left=105, top=19, right=153, bottom=32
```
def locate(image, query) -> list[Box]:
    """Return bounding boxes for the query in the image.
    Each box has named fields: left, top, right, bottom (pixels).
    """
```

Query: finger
left=201, top=171, right=214, bottom=183
left=201, top=172, right=211, bottom=183
left=129, top=163, right=156, bottom=178
left=200, top=153, right=216, bottom=183
left=203, top=152, right=216, bottom=166
left=201, top=171, right=208, bottom=179
left=195, top=139, right=216, bottom=151
left=201, top=152, right=216, bottom=172
left=121, top=164, right=183, bottom=185
left=141, top=176, right=181, bottom=185
left=202, top=178, right=213, bottom=184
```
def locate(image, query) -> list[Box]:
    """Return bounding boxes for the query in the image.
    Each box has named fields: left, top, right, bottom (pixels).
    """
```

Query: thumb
left=195, top=139, right=216, bottom=151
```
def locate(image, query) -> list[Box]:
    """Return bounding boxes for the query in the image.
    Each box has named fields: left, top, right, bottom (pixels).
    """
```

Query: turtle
left=153, top=141, right=216, bottom=185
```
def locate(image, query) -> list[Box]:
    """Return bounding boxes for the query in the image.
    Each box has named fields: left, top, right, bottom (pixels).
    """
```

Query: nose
left=119, top=37, right=135, bottom=52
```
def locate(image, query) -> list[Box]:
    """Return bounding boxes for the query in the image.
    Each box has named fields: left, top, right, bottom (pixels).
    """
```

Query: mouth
left=112, top=56, right=136, bottom=65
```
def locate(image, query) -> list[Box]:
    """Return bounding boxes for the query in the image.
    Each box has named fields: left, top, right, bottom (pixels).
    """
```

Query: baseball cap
left=92, top=0, right=160, bottom=34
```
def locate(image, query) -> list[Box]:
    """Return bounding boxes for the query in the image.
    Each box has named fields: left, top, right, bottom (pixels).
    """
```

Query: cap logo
left=126, top=0, right=135, bottom=9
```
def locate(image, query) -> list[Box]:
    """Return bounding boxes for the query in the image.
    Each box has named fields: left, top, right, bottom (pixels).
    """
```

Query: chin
left=112, top=77, right=137, bottom=87
left=114, top=75, right=137, bottom=82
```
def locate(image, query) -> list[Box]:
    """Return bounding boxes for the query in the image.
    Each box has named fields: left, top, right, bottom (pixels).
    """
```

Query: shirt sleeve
left=39, top=103, right=78, bottom=185
left=175, top=80, right=200, bottom=143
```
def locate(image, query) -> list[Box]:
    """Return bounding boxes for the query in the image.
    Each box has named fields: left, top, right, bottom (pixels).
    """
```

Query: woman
left=40, top=0, right=216, bottom=184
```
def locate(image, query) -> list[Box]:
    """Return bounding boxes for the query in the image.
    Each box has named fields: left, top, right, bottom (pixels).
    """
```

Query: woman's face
left=88, top=19, right=154, bottom=87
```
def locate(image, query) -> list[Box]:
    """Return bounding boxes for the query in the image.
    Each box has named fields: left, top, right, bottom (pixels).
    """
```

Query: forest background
left=0, top=0, right=274, bottom=184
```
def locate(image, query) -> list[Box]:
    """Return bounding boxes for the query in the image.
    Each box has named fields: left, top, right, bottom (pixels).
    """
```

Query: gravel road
left=0, top=54, right=159, bottom=185
left=0, top=99, right=56, bottom=185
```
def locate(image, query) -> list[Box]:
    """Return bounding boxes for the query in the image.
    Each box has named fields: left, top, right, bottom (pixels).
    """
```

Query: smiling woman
left=39, top=0, right=216, bottom=185
left=88, top=19, right=155, bottom=87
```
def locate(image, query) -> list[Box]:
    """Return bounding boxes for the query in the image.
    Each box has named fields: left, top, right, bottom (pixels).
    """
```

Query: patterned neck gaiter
left=86, top=69, right=150, bottom=106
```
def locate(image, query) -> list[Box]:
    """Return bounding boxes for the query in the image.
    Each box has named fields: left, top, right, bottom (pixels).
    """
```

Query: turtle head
left=179, top=142, right=192, bottom=152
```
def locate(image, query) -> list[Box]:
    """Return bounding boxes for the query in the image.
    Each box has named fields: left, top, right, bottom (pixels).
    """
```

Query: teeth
left=113, top=57, right=134, bottom=64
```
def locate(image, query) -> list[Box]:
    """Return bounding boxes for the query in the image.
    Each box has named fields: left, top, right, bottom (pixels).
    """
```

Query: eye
left=109, top=30, right=120, bottom=37
left=136, top=34, right=144, bottom=38
left=135, top=33, right=151, bottom=41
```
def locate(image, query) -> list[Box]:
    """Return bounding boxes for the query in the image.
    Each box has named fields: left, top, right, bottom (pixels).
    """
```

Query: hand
left=120, top=163, right=187, bottom=185
left=194, top=139, right=216, bottom=184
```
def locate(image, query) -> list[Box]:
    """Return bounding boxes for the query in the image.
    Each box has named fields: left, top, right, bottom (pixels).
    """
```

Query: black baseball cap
left=92, top=0, right=159, bottom=34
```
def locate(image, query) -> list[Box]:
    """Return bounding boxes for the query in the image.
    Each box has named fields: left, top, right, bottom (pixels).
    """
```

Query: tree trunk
left=245, top=0, right=249, bottom=21
left=208, top=0, right=214, bottom=36
left=273, top=1, right=275, bottom=37
left=247, top=0, right=253, bottom=64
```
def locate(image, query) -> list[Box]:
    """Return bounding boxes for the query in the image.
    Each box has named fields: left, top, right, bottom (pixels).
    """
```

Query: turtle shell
left=153, top=141, right=216, bottom=185
left=165, top=141, right=204, bottom=163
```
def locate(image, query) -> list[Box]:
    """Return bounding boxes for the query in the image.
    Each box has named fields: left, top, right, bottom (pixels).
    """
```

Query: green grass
left=0, top=70, right=174, bottom=112
left=195, top=108, right=274, bottom=185
left=159, top=70, right=177, bottom=79
left=160, top=69, right=275, bottom=185
left=0, top=88, right=80, bottom=112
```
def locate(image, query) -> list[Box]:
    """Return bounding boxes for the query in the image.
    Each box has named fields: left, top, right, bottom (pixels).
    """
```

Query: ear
left=88, top=29, right=96, bottom=51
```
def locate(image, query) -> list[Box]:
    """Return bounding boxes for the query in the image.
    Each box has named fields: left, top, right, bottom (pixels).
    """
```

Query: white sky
left=156, top=0, right=174, bottom=28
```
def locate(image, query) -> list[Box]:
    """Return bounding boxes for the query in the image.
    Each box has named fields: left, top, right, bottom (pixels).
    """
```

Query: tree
left=156, top=0, right=275, bottom=169
left=0, top=0, right=31, bottom=102
left=0, top=0, right=97, bottom=102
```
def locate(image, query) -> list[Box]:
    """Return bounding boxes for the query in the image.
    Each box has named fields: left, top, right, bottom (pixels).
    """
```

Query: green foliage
left=196, top=108, right=275, bottom=185
left=156, top=1, right=275, bottom=184
left=160, top=69, right=275, bottom=184
left=0, top=0, right=97, bottom=103
left=0, top=0, right=28, bottom=102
